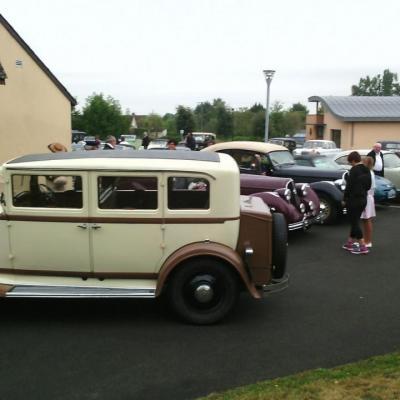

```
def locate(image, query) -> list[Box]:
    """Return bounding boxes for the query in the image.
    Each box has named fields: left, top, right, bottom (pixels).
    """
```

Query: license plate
left=388, top=189, right=396, bottom=199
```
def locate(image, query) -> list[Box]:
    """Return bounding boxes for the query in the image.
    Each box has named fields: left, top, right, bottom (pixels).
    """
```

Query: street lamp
left=263, top=69, right=275, bottom=142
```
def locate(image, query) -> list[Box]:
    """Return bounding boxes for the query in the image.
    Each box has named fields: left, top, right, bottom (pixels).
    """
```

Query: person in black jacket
left=342, top=151, right=371, bottom=255
left=367, top=143, right=384, bottom=176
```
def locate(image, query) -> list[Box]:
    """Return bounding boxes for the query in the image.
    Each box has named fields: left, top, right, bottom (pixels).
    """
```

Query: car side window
left=12, top=174, right=83, bottom=208
left=98, top=176, right=158, bottom=209
left=168, top=177, right=209, bottom=209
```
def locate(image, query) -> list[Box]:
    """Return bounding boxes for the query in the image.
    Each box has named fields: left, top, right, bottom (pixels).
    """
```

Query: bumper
left=261, top=274, right=289, bottom=296
left=288, top=214, right=320, bottom=231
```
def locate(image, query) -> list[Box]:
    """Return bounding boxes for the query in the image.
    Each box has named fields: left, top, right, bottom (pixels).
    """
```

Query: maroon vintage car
left=240, top=174, right=321, bottom=231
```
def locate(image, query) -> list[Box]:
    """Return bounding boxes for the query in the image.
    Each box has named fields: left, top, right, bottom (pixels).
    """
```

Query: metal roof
left=308, top=96, right=400, bottom=122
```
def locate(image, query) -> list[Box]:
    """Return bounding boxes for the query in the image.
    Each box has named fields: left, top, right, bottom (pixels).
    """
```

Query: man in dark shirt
left=342, top=151, right=371, bottom=255
left=185, top=133, right=196, bottom=151
left=367, top=143, right=384, bottom=176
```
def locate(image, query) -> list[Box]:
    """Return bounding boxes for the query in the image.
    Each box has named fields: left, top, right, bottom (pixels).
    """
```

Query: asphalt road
left=1, top=205, right=400, bottom=400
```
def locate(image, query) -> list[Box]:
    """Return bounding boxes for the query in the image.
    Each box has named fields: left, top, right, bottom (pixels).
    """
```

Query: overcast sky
left=2, top=0, right=400, bottom=114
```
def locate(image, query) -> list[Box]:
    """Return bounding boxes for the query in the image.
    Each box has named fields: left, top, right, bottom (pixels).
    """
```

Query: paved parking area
left=0, top=205, right=399, bottom=400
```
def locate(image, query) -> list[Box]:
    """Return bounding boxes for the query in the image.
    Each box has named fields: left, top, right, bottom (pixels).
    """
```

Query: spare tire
left=271, top=213, right=288, bottom=280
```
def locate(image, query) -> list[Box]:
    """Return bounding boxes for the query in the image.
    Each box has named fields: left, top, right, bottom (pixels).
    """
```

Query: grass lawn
left=199, top=352, right=400, bottom=400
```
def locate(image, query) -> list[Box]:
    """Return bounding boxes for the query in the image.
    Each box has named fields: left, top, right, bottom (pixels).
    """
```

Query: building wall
left=0, top=23, right=71, bottom=168
left=317, top=109, right=400, bottom=150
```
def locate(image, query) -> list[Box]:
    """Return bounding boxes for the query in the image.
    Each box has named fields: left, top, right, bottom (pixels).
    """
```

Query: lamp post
left=263, top=69, right=275, bottom=142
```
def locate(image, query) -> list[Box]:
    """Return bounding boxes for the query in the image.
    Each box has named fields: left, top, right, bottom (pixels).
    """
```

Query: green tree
left=175, top=106, right=195, bottom=136
left=250, top=111, right=265, bottom=138
left=289, top=102, right=308, bottom=113
left=163, top=113, right=177, bottom=137
left=249, top=103, right=265, bottom=113
left=141, top=113, right=165, bottom=135
left=351, top=69, right=400, bottom=96
left=79, top=93, right=131, bottom=139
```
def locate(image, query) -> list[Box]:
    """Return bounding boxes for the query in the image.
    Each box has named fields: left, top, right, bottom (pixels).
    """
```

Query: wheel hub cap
left=194, top=284, right=214, bottom=303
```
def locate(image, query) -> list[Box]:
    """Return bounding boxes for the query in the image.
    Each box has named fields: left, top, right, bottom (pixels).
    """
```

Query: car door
left=89, top=172, right=164, bottom=275
left=8, top=171, right=91, bottom=273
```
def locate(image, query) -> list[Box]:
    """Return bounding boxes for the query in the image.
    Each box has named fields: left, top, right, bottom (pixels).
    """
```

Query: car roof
left=334, top=149, right=393, bottom=158
left=3, top=150, right=229, bottom=173
left=202, top=141, right=287, bottom=153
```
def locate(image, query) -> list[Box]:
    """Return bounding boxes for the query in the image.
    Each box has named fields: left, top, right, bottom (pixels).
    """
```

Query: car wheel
left=318, top=193, right=338, bottom=225
left=271, top=213, right=288, bottom=280
left=168, top=258, right=239, bottom=325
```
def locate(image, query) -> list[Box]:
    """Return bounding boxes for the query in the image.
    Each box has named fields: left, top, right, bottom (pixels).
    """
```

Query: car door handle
left=91, top=224, right=102, bottom=230
left=77, top=223, right=88, bottom=229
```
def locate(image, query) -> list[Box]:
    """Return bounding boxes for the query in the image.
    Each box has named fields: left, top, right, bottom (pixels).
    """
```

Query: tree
left=289, top=102, right=308, bottom=113
left=78, top=93, right=131, bottom=139
left=175, top=106, right=195, bottom=136
left=249, top=103, right=265, bottom=113
left=351, top=69, right=400, bottom=96
left=141, top=113, right=165, bottom=135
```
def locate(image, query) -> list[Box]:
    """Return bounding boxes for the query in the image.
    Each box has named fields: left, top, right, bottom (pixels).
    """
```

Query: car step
left=6, top=285, right=156, bottom=298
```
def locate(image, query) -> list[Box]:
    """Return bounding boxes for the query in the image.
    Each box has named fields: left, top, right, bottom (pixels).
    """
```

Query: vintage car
left=240, top=174, right=321, bottom=231
left=203, top=141, right=346, bottom=224
left=334, top=149, right=400, bottom=198
left=296, top=153, right=397, bottom=203
left=292, top=140, right=341, bottom=157
left=268, top=137, right=297, bottom=153
left=0, top=151, right=288, bottom=325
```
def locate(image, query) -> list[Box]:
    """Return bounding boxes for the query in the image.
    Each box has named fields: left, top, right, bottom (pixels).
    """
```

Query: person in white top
left=361, top=156, right=376, bottom=248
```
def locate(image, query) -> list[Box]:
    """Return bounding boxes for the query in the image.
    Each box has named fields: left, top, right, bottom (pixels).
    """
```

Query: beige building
left=0, top=14, right=76, bottom=167
left=306, top=96, right=400, bottom=149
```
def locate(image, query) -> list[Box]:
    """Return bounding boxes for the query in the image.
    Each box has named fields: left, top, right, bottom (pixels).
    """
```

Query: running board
left=6, top=285, right=156, bottom=298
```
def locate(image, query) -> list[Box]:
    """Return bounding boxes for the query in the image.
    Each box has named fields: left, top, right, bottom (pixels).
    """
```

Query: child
left=361, top=156, right=376, bottom=248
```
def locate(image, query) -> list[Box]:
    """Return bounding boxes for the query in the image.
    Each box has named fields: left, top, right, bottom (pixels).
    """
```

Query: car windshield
left=384, top=153, right=400, bottom=168
left=312, top=157, right=341, bottom=169
left=267, top=150, right=295, bottom=166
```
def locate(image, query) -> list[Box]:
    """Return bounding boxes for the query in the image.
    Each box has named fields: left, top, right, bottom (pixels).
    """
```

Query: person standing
left=103, top=135, right=117, bottom=150
left=342, top=151, right=371, bottom=255
left=185, top=132, right=196, bottom=150
left=142, top=133, right=150, bottom=149
left=167, top=139, right=177, bottom=150
left=361, top=156, right=376, bottom=248
left=367, top=143, right=384, bottom=177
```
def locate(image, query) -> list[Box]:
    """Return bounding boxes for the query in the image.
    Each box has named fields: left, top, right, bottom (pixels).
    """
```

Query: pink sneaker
left=351, top=244, right=369, bottom=255
left=342, top=240, right=354, bottom=251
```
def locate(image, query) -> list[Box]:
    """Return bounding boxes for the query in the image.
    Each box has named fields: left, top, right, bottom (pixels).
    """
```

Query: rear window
left=168, top=177, right=209, bottom=209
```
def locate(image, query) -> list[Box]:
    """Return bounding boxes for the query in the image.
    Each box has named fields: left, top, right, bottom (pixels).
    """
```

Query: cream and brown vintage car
left=0, top=151, right=288, bottom=324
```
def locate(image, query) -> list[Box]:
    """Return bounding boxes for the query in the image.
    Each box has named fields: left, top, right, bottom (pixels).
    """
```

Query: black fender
left=310, top=181, right=343, bottom=203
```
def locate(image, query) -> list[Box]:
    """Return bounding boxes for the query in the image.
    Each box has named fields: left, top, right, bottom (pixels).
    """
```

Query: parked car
left=334, top=149, right=400, bottom=198
left=147, top=139, right=169, bottom=150
left=0, top=150, right=289, bottom=325
left=292, top=132, right=306, bottom=148
left=190, top=132, right=217, bottom=150
left=296, top=154, right=396, bottom=203
left=239, top=174, right=321, bottom=231
left=378, top=140, right=400, bottom=157
left=203, top=141, right=346, bottom=224
left=293, top=140, right=341, bottom=157
left=268, top=137, right=297, bottom=153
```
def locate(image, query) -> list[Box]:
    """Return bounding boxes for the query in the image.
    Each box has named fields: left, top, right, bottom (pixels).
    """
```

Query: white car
left=293, top=140, right=341, bottom=157
left=147, top=139, right=168, bottom=150
left=334, top=149, right=400, bottom=195
left=0, top=150, right=288, bottom=324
